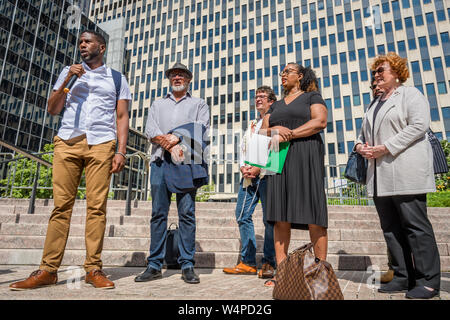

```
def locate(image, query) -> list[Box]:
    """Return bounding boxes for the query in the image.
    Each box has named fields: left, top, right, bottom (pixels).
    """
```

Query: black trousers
left=373, top=194, right=441, bottom=290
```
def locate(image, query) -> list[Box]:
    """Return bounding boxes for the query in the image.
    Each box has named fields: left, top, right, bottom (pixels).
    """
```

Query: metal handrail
left=123, top=151, right=151, bottom=216
left=0, top=146, right=153, bottom=214
left=0, top=141, right=372, bottom=215
left=0, top=152, right=53, bottom=166
left=0, top=140, right=52, bottom=168
left=324, top=164, right=372, bottom=206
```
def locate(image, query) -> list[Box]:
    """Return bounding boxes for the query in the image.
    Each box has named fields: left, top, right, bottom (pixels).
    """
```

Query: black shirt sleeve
left=309, top=91, right=326, bottom=107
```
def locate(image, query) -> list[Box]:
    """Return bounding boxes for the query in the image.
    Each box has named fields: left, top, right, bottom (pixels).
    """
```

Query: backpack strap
left=110, top=68, right=122, bottom=104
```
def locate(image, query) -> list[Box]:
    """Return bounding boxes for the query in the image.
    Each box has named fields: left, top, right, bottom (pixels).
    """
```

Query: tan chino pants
left=40, top=134, right=115, bottom=273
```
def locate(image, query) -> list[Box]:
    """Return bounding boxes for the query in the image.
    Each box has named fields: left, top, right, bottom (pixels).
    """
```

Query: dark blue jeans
left=147, top=161, right=197, bottom=270
left=235, top=177, right=275, bottom=268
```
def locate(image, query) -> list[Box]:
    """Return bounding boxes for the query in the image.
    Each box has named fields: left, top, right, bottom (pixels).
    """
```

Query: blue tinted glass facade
left=89, top=0, right=450, bottom=191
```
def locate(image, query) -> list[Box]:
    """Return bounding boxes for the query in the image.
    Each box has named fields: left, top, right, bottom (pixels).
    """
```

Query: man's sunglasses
left=370, top=85, right=377, bottom=90
left=371, top=66, right=385, bottom=76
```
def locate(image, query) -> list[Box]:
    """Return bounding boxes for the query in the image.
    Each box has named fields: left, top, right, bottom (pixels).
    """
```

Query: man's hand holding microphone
left=63, top=64, right=86, bottom=93
left=47, top=64, right=86, bottom=116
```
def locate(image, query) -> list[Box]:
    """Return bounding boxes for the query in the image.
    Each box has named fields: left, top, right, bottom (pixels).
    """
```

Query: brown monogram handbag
left=272, top=243, right=344, bottom=300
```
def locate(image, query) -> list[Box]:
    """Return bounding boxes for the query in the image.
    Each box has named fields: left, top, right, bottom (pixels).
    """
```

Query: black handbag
left=344, top=150, right=367, bottom=184
left=164, top=223, right=181, bottom=269
left=427, top=129, right=449, bottom=174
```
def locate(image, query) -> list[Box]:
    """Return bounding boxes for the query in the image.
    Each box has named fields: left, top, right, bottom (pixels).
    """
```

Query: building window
left=347, top=141, right=355, bottom=153
left=437, top=82, right=447, bottom=94
left=355, top=118, right=363, bottom=132
left=326, top=122, right=333, bottom=133
left=362, top=93, right=371, bottom=106
left=337, top=142, right=345, bottom=154
left=345, top=119, right=353, bottom=131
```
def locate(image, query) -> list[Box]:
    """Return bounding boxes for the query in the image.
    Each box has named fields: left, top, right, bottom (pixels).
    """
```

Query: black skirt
left=266, top=92, right=328, bottom=230
left=266, top=134, right=328, bottom=230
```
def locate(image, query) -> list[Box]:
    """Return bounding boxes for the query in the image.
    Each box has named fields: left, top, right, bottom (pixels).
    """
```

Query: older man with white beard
left=135, top=63, right=210, bottom=284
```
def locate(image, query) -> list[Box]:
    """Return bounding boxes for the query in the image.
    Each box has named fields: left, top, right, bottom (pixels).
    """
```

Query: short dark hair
left=80, top=30, right=106, bottom=46
left=256, top=86, right=277, bottom=102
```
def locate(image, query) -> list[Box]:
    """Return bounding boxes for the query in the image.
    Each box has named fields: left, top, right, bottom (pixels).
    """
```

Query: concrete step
left=1, top=199, right=448, bottom=271
left=3, top=199, right=450, bottom=213
left=1, top=222, right=449, bottom=243
left=329, top=220, right=450, bottom=230
left=4, top=203, right=450, bottom=215
left=2, top=213, right=449, bottom=233
left=0, top=223, right=337, bottom=241
left=1, top=248, right=449, bottom=271
left=0, top=200, right=243, bottom=210
left=0, top=235, right=448, bottom=257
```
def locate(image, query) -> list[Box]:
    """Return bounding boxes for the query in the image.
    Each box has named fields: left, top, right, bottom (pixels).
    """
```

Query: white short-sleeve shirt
left=53, top=62, right=132, bottom=145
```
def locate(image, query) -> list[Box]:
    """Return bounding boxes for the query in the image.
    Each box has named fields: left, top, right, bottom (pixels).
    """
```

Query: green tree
left=434, top=140, right=450, bottom=192
left=0, top=143, right=86, bottom=199
left=195, top=183, right=215, bottom=202
left=428, top=140, right=450, bottom=207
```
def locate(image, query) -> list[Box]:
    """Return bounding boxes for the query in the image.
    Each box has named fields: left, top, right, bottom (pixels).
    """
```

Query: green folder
left=245, top=141, right=290, bottom=174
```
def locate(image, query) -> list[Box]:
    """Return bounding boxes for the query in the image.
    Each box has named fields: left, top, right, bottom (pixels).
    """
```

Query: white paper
left=244, top=133, right=272, bottom=166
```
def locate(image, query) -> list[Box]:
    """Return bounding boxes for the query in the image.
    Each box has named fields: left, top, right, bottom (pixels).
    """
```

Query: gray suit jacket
left=356, top=85, right=436, bottom=197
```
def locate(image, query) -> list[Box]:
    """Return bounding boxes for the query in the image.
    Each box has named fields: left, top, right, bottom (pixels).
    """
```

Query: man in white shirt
left=10, top=31, right=131, bottom=291
left=223, top=86, right=277, bottom=279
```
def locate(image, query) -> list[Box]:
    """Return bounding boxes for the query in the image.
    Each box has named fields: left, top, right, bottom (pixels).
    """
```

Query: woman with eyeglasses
left=355, top=52, right=440, bottom=299
left=259, top=63, right=328, bottom=287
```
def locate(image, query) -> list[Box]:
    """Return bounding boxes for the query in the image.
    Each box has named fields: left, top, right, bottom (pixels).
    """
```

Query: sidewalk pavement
left=0, top=266, right=448, bottom=300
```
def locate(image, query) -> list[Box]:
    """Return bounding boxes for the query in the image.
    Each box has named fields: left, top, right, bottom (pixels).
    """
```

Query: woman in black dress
left=260, top=63, right=328, bottom=286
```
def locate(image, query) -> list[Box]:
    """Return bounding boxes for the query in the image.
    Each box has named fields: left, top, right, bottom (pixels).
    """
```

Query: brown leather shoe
left=380, top=269, right=394, bottom=283
left=85, top=269, right=115, bottom=289
left=223, top=262, right=257, bottom=275
left=9, top=269, right=57, bottom=291
left=258, top=263, right=275, bottom=279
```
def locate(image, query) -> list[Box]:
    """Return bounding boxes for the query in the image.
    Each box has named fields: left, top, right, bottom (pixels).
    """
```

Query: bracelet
left=116, top=152, right=127, bottom=159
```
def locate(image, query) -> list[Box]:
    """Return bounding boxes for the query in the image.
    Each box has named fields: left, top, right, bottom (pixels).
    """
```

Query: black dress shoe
left=134, top=267, right=162, bottom=282
left=181, top=267, right=200, bottom=284
left=406, top=286, right=439, bottom=299
left=378, top=281, right=408, bottom=293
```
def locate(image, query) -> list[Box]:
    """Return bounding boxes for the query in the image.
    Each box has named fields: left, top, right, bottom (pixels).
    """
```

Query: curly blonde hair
left=370, top=52, right=410, bottom=83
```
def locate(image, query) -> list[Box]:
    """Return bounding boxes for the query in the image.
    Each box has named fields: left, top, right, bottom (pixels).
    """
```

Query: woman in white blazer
left=355, top=52, right=440, bottom=299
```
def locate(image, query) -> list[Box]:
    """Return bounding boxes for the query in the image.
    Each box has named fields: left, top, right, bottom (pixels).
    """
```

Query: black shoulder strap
left=110, top=68, right=122, bottom=103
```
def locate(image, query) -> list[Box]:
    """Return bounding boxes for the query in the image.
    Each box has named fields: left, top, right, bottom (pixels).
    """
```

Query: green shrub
left=427, top=191, right=450, bottom=207
left=0, top=143, right=86, bottom=199
left=434, top=140, right=450, bottom=192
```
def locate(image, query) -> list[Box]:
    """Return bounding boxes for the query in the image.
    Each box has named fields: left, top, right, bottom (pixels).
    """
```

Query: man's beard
left=81, top=47, right=101, bottom=62
left=171, top=84, right=187, bottom=92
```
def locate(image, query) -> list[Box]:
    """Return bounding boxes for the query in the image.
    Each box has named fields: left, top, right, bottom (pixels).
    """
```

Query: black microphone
left=63, top=74, right=78, bottom=93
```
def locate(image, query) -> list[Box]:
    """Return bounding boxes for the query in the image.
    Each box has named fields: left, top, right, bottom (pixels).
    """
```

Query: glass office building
left=0, top=0, right=108, bottom=153
left=90, top=0, right=450, bottom=193
left=0, top=0, right=149, bottom=199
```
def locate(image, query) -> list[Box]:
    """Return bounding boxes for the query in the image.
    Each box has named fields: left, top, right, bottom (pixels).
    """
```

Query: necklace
left=285, top=90, right=303, bottom=98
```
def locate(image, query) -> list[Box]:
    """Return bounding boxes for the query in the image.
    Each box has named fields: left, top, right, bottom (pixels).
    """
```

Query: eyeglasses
left=370, top=85, right=377, bottom=90
left=255, top=95, right=269, bottom=100
left=279, top=68, right=298, bottom=77
left=169, top=72, right=188, bottom=79
left=371, top=66, right=386, bottom=76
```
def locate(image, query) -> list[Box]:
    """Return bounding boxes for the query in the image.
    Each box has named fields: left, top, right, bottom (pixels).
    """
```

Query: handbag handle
left=290, top=242, right=315, bottom=256
left=168, top=223, right=178, bottom=230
